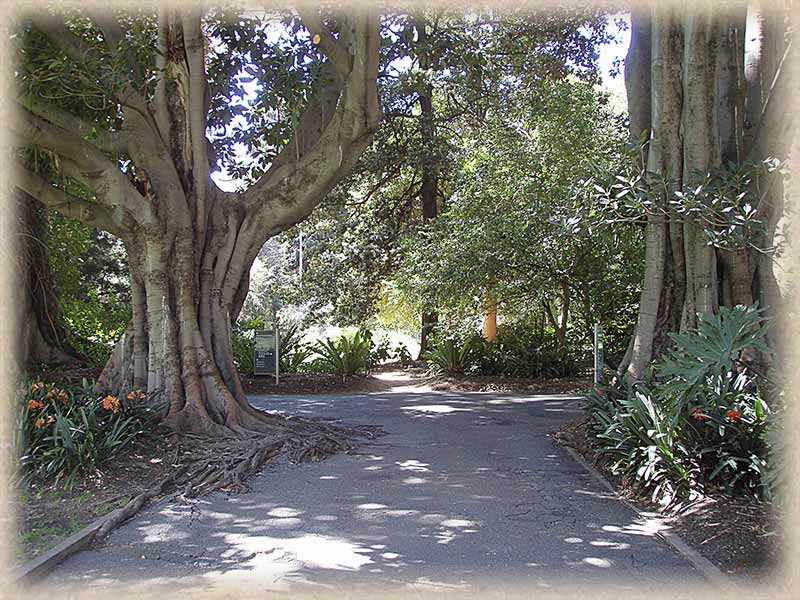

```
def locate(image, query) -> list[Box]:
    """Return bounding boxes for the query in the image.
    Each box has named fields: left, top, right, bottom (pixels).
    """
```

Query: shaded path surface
left=45, top=387, right=701, bottom=594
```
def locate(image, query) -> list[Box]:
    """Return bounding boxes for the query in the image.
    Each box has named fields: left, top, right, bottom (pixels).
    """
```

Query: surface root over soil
left=95, top=414, right=383, bottom=541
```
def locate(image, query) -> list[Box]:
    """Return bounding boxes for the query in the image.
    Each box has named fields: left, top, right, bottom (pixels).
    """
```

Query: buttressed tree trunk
left=623, top=2, right=793, bottom=379
left=15, top=8, right=381, bottom=436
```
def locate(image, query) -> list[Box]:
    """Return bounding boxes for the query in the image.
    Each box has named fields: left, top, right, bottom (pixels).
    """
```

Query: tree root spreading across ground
left=95, top=414, right=383, bottom=541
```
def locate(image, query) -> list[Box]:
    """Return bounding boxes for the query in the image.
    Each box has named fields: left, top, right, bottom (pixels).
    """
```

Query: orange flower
left=34, top=417, right=45, bottom=428
left=28, top=399, right=44, bottom=411
left=31, top=381, right=44, bottom=393
left=102, top=395, right=120, bottom=414
left=691, top=408, right=709, bottom=421
left=726, top=409, right=742, bottom=422
left=57, top=389, right=69, bottom=404
left=127, top=389, right=145, bottom=400
left=47, top=416, right=56, bottom=424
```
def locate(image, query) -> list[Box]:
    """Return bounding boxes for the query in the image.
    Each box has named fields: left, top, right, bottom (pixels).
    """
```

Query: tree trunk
left=17, top=9, right=381, bottom=437
left=415, top=11, right=441, bottom=357
left=16, top=190, right=82, bottom=369
left=557, top=279, right=570, bottom=349
left=627, top=7, right=682, bottom=379
left=97, top=207, right=291, bottom=435
left=624, top=4, right=790, bottom=377
left=482, top=293, right=497, bottom=342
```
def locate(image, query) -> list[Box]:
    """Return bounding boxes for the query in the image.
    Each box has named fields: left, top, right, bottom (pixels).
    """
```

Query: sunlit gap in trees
left=209, top=16, right=414, bottom=194
left=586, top=14, right=629, bottom=112
left=209, top=20, right=291, bottom=193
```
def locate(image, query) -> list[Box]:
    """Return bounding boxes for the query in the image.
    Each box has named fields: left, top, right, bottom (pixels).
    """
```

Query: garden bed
left=13, top=436, right=172, bottom=563
left=239, top=371, right=390, bottom=395
left=428, top=373, right=592, bottom=394
left=554, top=415, right=783, bottom=580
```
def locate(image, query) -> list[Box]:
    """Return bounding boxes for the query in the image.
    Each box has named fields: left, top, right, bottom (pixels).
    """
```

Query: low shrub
left=392, top=343, right=413, bottom=365
left=282, top=345, right=315, bottom=373
left=586, top=304, right=780, bottom=503
left=423, top=325, right=578, bottom=378
left=14, top=378, right=165, bottom=489
left=424, top=337, right=475, bottom=374
left=232, top=331, right=255, bottom=374
left=231, top=321, right=312, bottom=374
left=586, top=381, right=698, bottom=503
left=470, top=338, right=578, bottom=378
left=313, top=329, right=372, bottom=380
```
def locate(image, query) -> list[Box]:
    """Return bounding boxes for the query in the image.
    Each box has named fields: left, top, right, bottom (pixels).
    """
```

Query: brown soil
left=239, top=371, right=391, bottom=395
left=28, top=365, right=104, bottom=388
left=554, top=415, right=784, bottom=581
left=428, top=373, right=592, bottom=394
left=13, top=435, right=172, bottom=563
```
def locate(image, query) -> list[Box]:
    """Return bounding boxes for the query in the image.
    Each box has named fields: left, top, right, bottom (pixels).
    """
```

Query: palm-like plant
left=424, top=338, right=474, bottom=374
left=313, top=330, right=372, bottom=381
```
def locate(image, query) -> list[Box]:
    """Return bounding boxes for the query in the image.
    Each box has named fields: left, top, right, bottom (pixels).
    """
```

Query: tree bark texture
left=15, top=9, right=382, bottom=435
left=624, top=3, right=792, bottom=378
left=16, top=190, right=82, bottom=368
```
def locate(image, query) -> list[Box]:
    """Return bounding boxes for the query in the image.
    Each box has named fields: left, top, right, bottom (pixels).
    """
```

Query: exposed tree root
left=93, top=413, right=383, bottom=543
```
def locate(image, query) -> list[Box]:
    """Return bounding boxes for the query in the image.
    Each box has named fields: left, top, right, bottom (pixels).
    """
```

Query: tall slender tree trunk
left=415, top=11, right=441, bottom=358
left=482, top=293, right=497, bottom=342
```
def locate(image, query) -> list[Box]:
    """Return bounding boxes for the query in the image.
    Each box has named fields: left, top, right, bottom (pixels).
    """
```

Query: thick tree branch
left=240, top=10, right=381, bottom=225
left=182, top=11, right=210, bottom=235
left=19, top=95, right=128, bottom=154
left=15, top=165, right=129, bottom=238
left=92, top=14, right=125, bottom=54
left=14, top=106, right=155, bottom=225
left=152, top=7, right=172, bottom=138
left=14, top=105, right=119, bottom=173
left=295, top=6, right=352, bottom=80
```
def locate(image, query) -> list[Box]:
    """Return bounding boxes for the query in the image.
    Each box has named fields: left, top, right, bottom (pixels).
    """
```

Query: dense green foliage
left=586, top=305, right=780, bottom=503
left=423, top=337, right=476, bottom=374
left=265, top=10, right=622, bottom=332
left=313, top=330, right=374, bottom=380
left=470, top=328, right=579, bottom=379
left=396, top=78, right=641, bottom=358
left=48, top=215, right=131, bottom=365
left=15, top=379, right=164, bottom=488
left=424, top=323, right=578, bottom=378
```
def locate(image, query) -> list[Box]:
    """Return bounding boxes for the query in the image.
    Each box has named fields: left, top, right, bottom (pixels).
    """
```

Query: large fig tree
left=13, top=6, right=381, bottom=436
left=622, top=3, right=794, bottom=378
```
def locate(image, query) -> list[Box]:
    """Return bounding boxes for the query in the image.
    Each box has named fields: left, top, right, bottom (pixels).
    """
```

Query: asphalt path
left=41, top=387, right=702, bottom=596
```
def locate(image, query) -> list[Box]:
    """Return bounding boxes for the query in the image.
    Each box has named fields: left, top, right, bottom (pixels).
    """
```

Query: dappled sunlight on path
left=42, top=386, right=703, bottom=595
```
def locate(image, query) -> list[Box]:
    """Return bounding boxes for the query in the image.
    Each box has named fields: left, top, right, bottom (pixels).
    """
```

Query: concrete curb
left=14, top=492, right=179, bottom=586
left=561, top=444, right=742, bottom=592
left=13, top=512, right=110, bottom=584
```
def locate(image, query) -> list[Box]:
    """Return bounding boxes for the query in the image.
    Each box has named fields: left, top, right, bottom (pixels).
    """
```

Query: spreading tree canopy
left=13, top=5, right=381, bottom=436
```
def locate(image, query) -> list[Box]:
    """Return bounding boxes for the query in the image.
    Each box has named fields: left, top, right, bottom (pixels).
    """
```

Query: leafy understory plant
left=15, top=378, right=165, bottom=489
left=313, top=330, right=372, bottom=381
left=424, top=337, right=474, bottom=374
left=585, top=304, right=780, bottom=503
